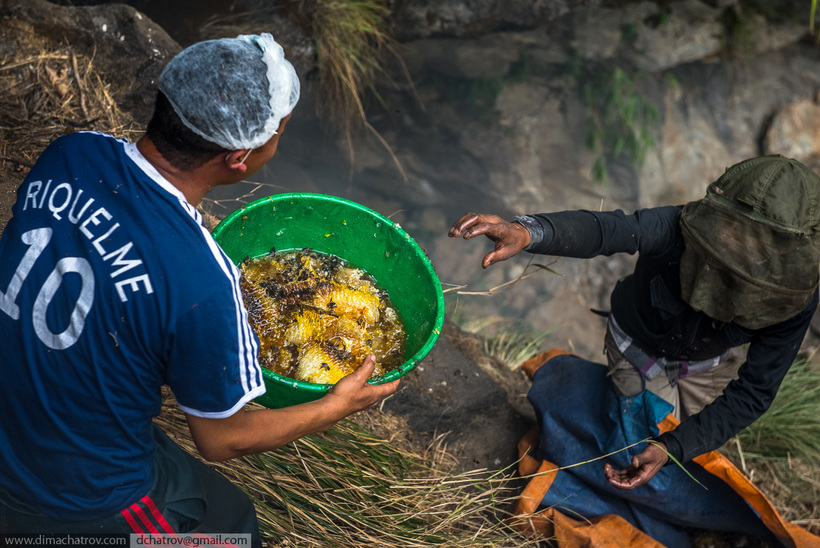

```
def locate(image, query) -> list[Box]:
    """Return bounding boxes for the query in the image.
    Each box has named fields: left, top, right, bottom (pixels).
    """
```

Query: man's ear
left=224, top=150, right=250, bottom=173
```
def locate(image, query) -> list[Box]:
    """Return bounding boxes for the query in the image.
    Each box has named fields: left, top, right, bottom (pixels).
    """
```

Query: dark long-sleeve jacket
left=523, top=206, right=817, bottom=463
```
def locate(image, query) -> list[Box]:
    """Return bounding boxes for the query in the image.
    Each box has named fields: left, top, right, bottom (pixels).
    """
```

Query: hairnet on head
left=158, top=33, right=300, bottom=150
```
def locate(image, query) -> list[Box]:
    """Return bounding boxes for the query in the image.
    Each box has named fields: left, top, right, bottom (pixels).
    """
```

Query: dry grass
left=0, top=24, right=142, bottom=236
left=727, top=453, right=820, bottom=534
left=458, top=316, right=553, bottom=371
left=307, top=1, right=394, bottom=142
left=721, top=356, right=820, bottom=535
left=155, top=393, right=543, bottom=547
left=0, top=42, right=140, bottom=169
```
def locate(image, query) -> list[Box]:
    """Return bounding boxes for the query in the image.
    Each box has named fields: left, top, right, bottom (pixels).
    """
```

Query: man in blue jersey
left=449, top=156, right=820, bottom=491
left=0, top=34, right=398, bottom=540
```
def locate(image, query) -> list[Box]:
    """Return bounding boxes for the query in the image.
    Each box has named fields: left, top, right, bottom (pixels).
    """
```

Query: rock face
left=764, top=92, right=820, bottom=170
left=388, top=0, right=601, bottom=40
left=248, top=0, right=820, bottom=362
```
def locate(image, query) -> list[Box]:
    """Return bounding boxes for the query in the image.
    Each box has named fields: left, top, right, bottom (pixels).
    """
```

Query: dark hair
left=144, top=91, right=229, bottom=171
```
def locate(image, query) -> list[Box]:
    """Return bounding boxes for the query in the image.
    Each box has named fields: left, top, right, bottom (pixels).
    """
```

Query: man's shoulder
left=38, top=131, right=126, bottom=160
left=52, top=130, right=120, bottom=145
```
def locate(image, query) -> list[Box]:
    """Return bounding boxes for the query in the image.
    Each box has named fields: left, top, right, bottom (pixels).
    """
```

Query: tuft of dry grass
left=199, top=0, right=413, bottom=180
left=457, top=316, right=552, bottom=371
left=0, top=45, right=140, bottom=169
left=307, top=1, right=393, bottom=135
left=0, top=28, right=142, bottom=237
left=722, top=356, right=820, bottom=534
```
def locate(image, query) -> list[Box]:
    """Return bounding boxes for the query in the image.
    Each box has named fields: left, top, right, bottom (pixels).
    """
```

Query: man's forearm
left=185, top=396, right=350, bottom=461
left=184, top=357, right=399, bottom=461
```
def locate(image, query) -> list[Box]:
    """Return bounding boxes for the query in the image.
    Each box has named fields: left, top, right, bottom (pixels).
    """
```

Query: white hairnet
left=158, top=33, right=300, bottom=150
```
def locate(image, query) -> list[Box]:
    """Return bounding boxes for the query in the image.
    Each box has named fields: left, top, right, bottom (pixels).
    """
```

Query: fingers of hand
left=360, top=380, right=399, bottom=410
left=448, top=213, right=481, bottom=237
left=449, top=213, right=506, bottom=238
left=382, top=379, right=400, bottom=395
left=360, top=353, right=376, bottom=371
left=608, top=473, right=641, bottom=490
left=482, top=240, right=520, bottom=268
left=647, top=442, right=669, bottom=466
left=603, top=461, right=645, bottom=490
left=482, top=251, right=507, bottom=268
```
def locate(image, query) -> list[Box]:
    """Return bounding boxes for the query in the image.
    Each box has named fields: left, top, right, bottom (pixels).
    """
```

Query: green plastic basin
left=211, top=193, right=445, bottom=409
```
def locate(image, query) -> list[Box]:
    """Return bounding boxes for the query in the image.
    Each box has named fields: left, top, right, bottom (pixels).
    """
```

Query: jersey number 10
left=0, top=227, right=95, bottom=350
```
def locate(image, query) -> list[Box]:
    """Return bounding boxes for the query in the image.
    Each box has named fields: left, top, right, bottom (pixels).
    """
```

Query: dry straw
left=723, top=358, right=820, bottom=532
left=155, top=395, right=544, bottom=547
left=0, top=45, right=139, bottom=169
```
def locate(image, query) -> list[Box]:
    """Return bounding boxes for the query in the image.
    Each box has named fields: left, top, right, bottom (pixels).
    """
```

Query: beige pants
left=603, top=327, right=745, bottom=422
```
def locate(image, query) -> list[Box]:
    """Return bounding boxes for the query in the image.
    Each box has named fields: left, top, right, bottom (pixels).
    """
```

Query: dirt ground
left=0, top=167, right=20, bottom=236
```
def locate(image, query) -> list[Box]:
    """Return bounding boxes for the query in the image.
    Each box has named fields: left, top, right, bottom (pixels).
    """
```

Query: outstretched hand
left=603, top=442, right=669, bottom=490
left=448, top=213, right=531, bottom=268
left=326, top=354, right=399, bottom=415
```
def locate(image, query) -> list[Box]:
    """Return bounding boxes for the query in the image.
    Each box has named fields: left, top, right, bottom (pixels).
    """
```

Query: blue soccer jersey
left=0, top=132, right=265, bottom=520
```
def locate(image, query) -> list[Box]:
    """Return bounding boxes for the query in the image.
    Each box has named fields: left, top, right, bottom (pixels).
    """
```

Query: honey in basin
left=240, top=248, right=406, bottom=384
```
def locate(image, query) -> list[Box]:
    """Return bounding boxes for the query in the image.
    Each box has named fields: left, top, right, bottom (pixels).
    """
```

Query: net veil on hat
left=680, top=155, right=820, bottom=329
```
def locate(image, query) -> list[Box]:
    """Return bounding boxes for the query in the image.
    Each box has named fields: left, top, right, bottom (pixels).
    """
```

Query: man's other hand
left=603, top=442, right=669, bottom=490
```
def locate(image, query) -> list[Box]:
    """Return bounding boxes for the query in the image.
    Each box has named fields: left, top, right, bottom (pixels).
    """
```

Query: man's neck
left=135, top=135, right=214, bottom=206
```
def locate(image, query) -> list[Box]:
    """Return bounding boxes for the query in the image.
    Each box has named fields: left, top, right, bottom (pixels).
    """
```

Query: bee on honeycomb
left=239, top=249, right=406, bottom=384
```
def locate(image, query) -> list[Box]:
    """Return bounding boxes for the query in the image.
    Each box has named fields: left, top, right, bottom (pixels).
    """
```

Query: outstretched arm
left=185, top=355, right=399, bottom=461
left=448, top=213, right=531, bottom=268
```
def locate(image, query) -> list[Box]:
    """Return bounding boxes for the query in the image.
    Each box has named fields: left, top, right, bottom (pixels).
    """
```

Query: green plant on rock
left=721, top=2, right=764, bottom=65
left=620, top=22, right=639, bottom=44
left=448, top=77, right=504, bottom=106
left=441, top=51, right=537, bottom=122
left=580, top=64, right=659, bottom=184
left=507, top=51, right=533, bottom=84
